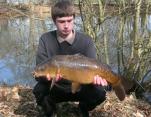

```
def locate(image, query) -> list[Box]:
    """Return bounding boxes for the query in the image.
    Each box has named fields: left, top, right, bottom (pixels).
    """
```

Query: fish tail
left=113, top=83, right=126, bottom=101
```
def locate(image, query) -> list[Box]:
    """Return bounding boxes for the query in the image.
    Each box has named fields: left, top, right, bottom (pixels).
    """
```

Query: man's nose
left=64, top=22, right=69, bottom=28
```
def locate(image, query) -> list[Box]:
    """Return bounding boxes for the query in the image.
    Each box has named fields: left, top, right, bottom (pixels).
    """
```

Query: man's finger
left=96, top=75, right=101, bottom=85
left=100, top=77, right=106, bottom=86
left=102, top=79, right=108, bottom=86
left=56, top=74, right=62, bottom=81
left=46, top=74, right=51, bottom=81
left=93, top=76, right=97, bottom=84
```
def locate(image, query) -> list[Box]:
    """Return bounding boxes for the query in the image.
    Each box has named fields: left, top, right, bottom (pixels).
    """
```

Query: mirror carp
left=32, top=54, right=126, bottom=101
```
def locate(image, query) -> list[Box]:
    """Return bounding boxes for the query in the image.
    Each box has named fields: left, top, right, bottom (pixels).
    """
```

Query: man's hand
left=46, top=73, right=62, bottom=81
left=93, top=75, right=108, bottom=86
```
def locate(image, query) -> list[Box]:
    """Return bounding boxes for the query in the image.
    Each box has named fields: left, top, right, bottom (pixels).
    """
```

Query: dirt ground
left=0, top=85, right=151, bottom=117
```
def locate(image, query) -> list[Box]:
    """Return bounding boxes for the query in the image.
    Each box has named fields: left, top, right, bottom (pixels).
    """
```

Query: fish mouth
left=32, top=71, right=37, bottom=78
left=31, top=71, right=46, bottom=78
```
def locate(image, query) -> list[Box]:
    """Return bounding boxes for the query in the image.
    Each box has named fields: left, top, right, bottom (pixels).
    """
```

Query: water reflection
left=147, top=15, right=151, bottom=31
left=0, top=16, right=42, bottom=87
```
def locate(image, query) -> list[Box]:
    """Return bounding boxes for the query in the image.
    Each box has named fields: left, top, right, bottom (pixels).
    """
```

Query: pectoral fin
left=71, top=82, right=81, bottom=93
left=50, top=78, right=55, bottom=90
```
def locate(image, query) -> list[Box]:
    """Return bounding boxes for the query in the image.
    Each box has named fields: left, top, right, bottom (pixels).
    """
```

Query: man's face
left=55, top=16, right=74, bottom=38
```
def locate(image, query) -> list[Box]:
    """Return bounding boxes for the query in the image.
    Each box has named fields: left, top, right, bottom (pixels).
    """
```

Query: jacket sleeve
left=85, top=37, right=97, bottom=59
left=36, top=36, right=48, bottom=65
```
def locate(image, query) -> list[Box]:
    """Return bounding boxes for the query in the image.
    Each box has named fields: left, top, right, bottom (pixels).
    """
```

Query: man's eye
left=68, top=20, right=72, bottom=22
left=59, top=21, right=65, bottom=23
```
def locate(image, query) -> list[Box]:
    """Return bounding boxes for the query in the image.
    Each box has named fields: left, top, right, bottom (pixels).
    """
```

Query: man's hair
left=51, top=0, right=75, bottom=22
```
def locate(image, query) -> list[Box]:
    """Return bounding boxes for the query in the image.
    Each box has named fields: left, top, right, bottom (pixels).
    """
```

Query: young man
left=33, top=0, right=108, bottom=117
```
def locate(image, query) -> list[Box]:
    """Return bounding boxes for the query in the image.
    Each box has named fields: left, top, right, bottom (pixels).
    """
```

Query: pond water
left=0, top=14, right=151, bottom=87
